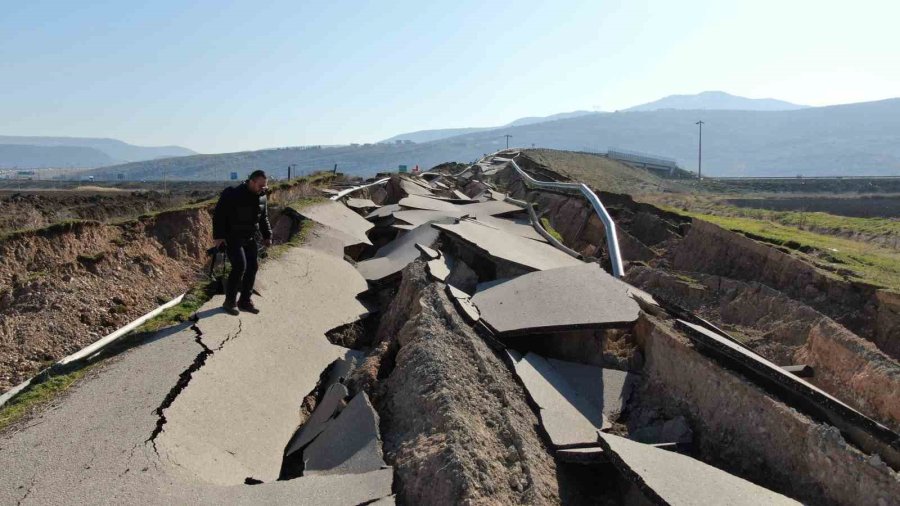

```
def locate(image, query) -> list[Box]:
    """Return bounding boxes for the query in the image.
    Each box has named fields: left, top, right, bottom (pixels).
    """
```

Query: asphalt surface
left=0, top=227, right=391, bottom=504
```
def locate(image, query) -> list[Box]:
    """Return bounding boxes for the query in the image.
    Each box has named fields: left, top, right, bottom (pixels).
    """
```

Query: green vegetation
left=0, top=366, right=94, bottom=433
left=77, top=252, right=106, bottom=263
left=0, top=219, right=97, bottom=243
left=540, top=217, right=564, bottom=242
left=522, top=149, right=687, bottom=195
left=135, top=283, right=211, bottom=335
left=648, top=194, right=900, bottom=241
left=24, top=270, right=49, bottom=282
left=669, top=208, right=900, bottom=290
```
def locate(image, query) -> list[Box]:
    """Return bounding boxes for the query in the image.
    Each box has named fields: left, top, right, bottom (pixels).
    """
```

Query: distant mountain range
left=84, top=97, right=900, bottom=180
left=380, top=111, right=595, bottom=144
left=382, top=92, right=807, bottom=145
left=0, top=136, right=195, bottom=169
left=624, top=90, right=807, bottom=112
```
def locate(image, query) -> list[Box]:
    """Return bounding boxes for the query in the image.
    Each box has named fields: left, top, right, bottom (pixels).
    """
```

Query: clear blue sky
left=1, top=0, right=897, bottom=153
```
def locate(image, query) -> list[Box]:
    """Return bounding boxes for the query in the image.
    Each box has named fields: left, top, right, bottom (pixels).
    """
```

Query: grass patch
left=540, top=217, right=564, bottom=242
left=669, top=209, right=900, bottom=290
left=77, top=252, right=106, bottom=263
left=136, top=283, right=212, bottom=335
left=0, top=366, right=94, bottom=433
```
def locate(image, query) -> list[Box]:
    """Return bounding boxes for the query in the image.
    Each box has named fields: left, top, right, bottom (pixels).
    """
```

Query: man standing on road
left=212, top=169, right=272, bottom=315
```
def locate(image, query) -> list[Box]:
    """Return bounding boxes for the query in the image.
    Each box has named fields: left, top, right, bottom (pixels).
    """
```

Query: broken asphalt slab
left=298, top=201, right=374, bottom=246
left=461, top=199, right=526, bottom=218
left=507, top=350, right=609, bottom=448
left=547, top=358, right=638, bottom=418
left=392, top=209, right=467, bottom=226
left=303, top=392, right=386, bottom=476
left=356, top=223, right=441, bottom=283
left=398, top=194, right=469, bottom=213
left=472, top=263, right=640, bottom=336
left=366, top=203, right=402, bottom=220
left=598, top=432, right=800, bottom=505
left=285, top=383, right=349, bottom=456
left=344, top=197, right=380, bottom=211
left=434, top=219, right=582, bottom=272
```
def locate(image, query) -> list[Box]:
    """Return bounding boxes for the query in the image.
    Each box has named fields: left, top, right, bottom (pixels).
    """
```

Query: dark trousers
left=225, top=238, right=259, bottom=303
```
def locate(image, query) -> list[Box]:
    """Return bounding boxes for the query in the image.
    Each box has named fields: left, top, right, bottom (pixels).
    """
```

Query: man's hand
left=214, top=239, right=226, bottom=248
left=262, top=238, right=273, bottom=247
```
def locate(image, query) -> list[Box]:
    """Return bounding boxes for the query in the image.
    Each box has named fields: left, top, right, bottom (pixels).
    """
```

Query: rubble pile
left=286, top=154, right=898, bottom=504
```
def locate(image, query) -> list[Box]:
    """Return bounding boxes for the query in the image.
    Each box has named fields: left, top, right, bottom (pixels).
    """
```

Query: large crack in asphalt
left=145, top=316, right=244, bottom=454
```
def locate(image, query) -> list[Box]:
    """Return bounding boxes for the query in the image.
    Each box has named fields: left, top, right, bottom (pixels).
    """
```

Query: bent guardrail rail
left=508, top=158, right=625, bottom=277
left=330, top=177, right=391, bottom=201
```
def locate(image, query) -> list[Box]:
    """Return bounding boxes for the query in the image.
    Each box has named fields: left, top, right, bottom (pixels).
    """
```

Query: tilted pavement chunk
left=356, top=223, right=441, bottom=283
left=393, top=209, right=467, bottom=226
left=398, top=194, right=469, bottom=213
left=284, top=383, right=349, bottom=457
left=345, top=197, right=380, bottom=210
left=299, top=201, right=374, bottom=246
left=472, top=263, right=640, bottom=336
left=399, top=178, right=435, bottom=196
left=507, top=351, right=610, bottom=448
left=366, top=203, right=402, bottom=220
left=462, top=199, right=526, bottom=218
left=303, top=392, right=387, bottom=475
left=597, top=432, right=801, bottom=505
left=434, top=220, right=582, bottom=272
left=547, top=358, right=638, bottom=418
left=469, top=214, right=547, bottom=242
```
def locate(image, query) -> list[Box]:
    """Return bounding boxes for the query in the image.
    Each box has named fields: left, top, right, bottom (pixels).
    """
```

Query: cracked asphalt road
left=0, top=229, right=389, bottom=504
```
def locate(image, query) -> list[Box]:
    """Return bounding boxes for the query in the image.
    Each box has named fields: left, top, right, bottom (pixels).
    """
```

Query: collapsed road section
left=299, top=154, right=898, bottom=504
left=1, top=152, right=898, bottom=505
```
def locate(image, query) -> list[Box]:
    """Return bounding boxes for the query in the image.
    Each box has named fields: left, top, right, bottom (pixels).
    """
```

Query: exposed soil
left=0, top=182, right=229, bottom=236
left=0, top=181, right=320, bottom=391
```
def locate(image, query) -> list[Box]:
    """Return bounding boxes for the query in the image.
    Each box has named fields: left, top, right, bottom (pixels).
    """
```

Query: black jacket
left=212, top=183, right=272, bottom=241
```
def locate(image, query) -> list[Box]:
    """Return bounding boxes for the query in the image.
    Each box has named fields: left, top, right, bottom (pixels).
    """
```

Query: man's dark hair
left=248, top=169, right=267, bottom=181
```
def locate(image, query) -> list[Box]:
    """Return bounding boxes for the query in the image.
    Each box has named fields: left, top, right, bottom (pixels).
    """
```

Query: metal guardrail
left=329, top=177, right=390, bottom=201
left=508, top=158, right=625, bottom=277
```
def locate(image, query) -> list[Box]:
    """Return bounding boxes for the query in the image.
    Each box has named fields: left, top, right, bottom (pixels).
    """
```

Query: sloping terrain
left=0, top=135, right=196, bottom=166
left=1, top=152, right=898, bottom=505
left=82, top=98, right=900, bottom=180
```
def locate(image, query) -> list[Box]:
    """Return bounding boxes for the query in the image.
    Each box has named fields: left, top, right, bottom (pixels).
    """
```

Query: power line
left=695, top=120, right=704, bottom=180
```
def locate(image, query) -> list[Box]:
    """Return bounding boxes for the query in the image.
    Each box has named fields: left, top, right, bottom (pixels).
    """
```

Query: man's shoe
left=238, top=300, right=260, bottom=314
left=222, top=300, right=240, bottom=316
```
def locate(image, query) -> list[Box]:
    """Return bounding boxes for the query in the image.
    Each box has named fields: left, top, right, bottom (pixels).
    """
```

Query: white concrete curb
left=0, top=293, right=186, bottom=409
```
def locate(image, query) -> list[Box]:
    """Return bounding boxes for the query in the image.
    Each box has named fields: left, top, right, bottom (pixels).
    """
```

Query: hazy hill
left=380, top=110, right=595, bottom=144
left=87, top=98, right=900, bottom=180
left=0, top=144, right=116, bottom=169
left=625, top=91, right=807, bottom=112
left=0, top=136, right=196, bottom=168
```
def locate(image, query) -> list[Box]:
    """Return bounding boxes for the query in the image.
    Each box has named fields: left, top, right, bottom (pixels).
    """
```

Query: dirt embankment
left=0, top=181, right=319, bottom=391
left=669, top=219, right=899, bottom=358
left=0, top=186, right=225, bottom=236
left=633, top=314, right=899, bottom=506
left=490, top=153, right=900, bottom=433
left=348, top=262, right=612, bottom=504
left=626, top=266, right=900, bottom=432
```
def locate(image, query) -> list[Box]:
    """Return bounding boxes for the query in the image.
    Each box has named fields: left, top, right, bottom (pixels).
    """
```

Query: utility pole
left=695, top=120, right=704, bottom=180
left=503, top=134, right=513, bottom=150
